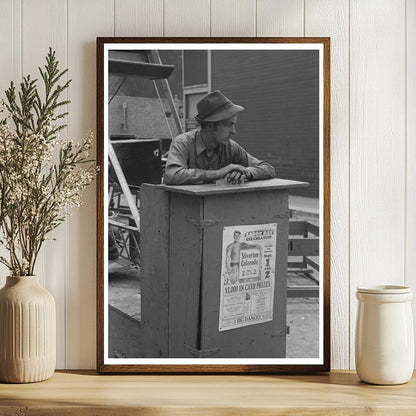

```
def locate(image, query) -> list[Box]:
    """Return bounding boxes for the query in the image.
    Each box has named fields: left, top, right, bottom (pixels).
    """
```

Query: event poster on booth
left=219, top=223, right=277, bottom=332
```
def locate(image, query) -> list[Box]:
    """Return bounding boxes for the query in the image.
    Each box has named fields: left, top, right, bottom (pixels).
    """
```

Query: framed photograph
left=97, top=37, right=330, bottom=373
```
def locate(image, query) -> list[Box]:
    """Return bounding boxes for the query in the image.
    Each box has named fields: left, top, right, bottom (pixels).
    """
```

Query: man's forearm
left=165, top=166, right=224, bottom=185
left=246, top=162, right=275, bottom=180
left=202, top=169, right=224, bottom=182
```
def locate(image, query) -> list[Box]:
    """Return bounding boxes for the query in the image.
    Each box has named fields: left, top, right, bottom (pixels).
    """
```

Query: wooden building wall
left=212, top=49, right=319, bottom=197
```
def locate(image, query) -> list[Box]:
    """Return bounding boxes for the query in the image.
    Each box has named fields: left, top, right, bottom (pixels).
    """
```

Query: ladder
left=108, top=49, right=184, bottom=232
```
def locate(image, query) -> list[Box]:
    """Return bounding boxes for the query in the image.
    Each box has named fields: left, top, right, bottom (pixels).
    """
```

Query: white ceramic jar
left=355, top=285, right=414, bottom=385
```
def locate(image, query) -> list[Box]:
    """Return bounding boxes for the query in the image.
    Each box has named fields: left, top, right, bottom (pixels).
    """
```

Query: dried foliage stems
left=0, top=48, right=96, bottom=276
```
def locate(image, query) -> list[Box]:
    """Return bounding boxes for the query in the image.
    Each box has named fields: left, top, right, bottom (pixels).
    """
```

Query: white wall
left=0, top=0, right=414, bottom=370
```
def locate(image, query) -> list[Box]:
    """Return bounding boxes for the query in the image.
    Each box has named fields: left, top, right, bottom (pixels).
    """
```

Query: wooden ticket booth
left=140, top=179, right=307, bottom=358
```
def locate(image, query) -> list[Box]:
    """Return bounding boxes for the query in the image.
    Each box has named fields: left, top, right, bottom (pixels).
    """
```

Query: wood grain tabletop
left=0, top=370, right=415, bottom=415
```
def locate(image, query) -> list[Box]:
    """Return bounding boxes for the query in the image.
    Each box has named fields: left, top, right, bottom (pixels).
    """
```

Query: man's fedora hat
left=195, top=90, right=244, bottom=123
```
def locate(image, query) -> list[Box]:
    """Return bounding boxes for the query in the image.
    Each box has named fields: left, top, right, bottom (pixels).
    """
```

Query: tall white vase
left=0, top=276, right=56, bottom=383
left=355, top=285, right=414, bottom=385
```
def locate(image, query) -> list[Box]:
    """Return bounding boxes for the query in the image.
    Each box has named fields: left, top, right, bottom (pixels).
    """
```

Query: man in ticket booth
left=164, top=90, right=275, bottom=185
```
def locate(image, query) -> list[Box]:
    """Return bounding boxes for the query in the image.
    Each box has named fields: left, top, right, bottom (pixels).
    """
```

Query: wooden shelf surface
left=0, top=370, right=415, bottom=415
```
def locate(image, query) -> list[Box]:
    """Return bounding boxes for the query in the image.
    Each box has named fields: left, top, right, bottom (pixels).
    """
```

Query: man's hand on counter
left=225, top=169, right=250, bottom=184
left=218, top=163, right=247, bottom=177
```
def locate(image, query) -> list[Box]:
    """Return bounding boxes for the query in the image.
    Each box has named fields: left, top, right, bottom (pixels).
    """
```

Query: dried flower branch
left=0, top=48, right=97, bottom=276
